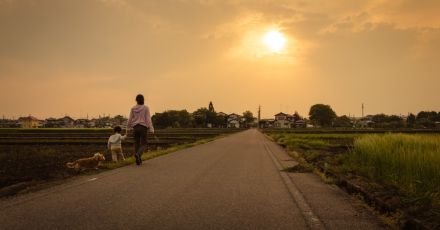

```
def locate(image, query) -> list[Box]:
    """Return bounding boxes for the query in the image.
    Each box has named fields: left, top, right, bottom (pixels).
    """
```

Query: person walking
left=126, top=94, right=154, bottom=165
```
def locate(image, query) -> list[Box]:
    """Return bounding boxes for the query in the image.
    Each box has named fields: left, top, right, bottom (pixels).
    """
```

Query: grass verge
left=266, top=131, right=440, bottom=229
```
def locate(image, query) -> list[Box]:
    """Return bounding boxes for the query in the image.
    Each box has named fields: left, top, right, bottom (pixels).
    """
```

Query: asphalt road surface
left=0, top=129, right=385, bottom=230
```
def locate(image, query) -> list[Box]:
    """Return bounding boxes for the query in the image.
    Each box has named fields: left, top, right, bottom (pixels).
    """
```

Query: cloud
left=0, top=0, right=439, bottom=117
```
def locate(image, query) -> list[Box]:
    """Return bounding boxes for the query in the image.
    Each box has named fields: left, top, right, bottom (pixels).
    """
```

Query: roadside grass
left=269, top=132, right=440, bottom=205
left=270, top=132, right=343, bottom=150
left=267, top=131, right=440, bottom=228
left=344, top=133, right=440, bottom=207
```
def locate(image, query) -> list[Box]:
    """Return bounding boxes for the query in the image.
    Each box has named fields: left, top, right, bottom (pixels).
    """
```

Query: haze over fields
left=0, top=0, right=439, bottom=118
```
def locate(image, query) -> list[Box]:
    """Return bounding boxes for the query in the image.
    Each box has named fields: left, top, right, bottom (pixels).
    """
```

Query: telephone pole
left=258, top=105, right=261, bottom=128
left=362, top=103, right=364, bottom=118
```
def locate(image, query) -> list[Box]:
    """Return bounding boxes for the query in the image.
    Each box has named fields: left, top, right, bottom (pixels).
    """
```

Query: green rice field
left=347, top=134, right=440, bottom=205
left=267, top=130, right=440, bottom=216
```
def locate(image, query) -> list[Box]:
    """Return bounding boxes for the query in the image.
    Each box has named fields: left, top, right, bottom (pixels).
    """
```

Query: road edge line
left=262, top=139, right=326, bottom=230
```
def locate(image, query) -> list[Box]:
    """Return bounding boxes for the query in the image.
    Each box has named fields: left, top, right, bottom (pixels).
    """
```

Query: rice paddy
left=267, top=131, right=440, bottom=208
left=346, top=134, right=440, bottom=205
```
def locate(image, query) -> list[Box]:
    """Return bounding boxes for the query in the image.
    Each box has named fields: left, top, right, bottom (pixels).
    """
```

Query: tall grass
left=347, top=134, right=440, bottom=204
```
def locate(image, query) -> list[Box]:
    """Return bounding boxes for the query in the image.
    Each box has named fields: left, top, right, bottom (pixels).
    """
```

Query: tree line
left=151, top=102, right=255, bottom=128
left=308, top=104, right=440, bottom=128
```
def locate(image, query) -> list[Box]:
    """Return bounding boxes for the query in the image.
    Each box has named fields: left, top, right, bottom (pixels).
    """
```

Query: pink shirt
left=127, top=104, right=154, bottom=132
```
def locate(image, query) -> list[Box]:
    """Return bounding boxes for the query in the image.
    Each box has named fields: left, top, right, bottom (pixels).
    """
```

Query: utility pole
left=362, top=103, right=364, bottom=118
left=258, top=105, right=261, bottom=128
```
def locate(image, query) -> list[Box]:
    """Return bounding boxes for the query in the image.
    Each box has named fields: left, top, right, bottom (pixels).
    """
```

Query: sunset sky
left=1, top=0, right=439, bottom=119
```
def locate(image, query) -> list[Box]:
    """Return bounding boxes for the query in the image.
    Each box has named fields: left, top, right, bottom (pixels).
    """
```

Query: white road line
left=87, top=178, right=98, bottom=182
left=262, top=139, right=326, bottom=230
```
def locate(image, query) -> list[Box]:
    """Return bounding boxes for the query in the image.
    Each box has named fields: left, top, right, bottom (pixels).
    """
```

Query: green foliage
left=293, top=111, right=302, bottom=121
left=333, top=115, right=352, bottom=128
left=371, top=114, right=405, bottom=129
left=152, top=110, right=192, bottom=128
left=242, top=111, right=255, bottom=127
left=416, top=111, right=439, bottom=128
left=346, top=134, right=440, bottom=205
left=309, top=104, right=337, bottom=127
left=193, top=107, right=209, bottom=127
left=192, top=107, right=219, bottom=127
left=407, top=113, right=416, bottom=128
left=208, top=101, right=215, bottom=112
left=270, top=133, right=335, bottom=150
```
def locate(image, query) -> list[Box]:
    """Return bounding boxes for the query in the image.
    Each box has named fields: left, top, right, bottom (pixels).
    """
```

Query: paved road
left=0, top=129, right=385, bottom=230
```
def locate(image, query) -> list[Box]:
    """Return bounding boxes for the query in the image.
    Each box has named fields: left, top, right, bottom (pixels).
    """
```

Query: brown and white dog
left=66, top=152, right=105, bottom=172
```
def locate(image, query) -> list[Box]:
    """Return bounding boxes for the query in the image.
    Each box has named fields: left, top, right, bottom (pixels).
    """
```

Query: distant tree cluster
left=408, top=111, right=440, bottom=128
left=151, top=102, right=255, bottom=129
left=307, top=103, right=440, bottom=129
left=308, top=104, right=336, bottom=127
left=370, top=114, right=405, bottom=128
left=151, top=110, right=192, bottom=129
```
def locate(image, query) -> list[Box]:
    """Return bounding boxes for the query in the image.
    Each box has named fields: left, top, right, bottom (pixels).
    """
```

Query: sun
left=262, top=30, right=286, bottom=53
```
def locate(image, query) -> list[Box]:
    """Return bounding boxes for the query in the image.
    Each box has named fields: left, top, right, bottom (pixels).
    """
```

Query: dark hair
left=113, top=126, right=122, bottom=133
left=136, top=94, right=144, bottom=105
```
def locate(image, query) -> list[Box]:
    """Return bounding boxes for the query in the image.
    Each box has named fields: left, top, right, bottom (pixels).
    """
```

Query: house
left=19, top=116, right=40, bottom=128
left=294, top=120, right=307, bottom=128
left=0, top=119, right=20, bottom=128
left=227, top=113, right=241, bottom=128
left=59, top=116, right=75, bottom=128
left=74, top=119, right=90, bottom=128
left=273, top=112, right=294, bottom=128
left=259, top=119, right=275, bottom=128
left=94, top=117, right=112, bottom=128
left=110, top=116, right=128, bottom=127
left=354, top=116, right=375, bottom=128
left=43, top=118, right=61, bottom=128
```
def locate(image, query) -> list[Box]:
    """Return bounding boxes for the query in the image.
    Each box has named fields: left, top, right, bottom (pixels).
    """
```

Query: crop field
left=0, top=128, right=244, bottom=190
left=265, top=129, right=440, bottom=227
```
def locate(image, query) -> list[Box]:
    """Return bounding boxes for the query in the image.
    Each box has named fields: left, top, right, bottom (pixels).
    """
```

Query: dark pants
left=133, top=124, right=148, bottom=159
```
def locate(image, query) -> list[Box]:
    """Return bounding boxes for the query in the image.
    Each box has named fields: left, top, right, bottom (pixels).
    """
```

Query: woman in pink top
left=126, top=94, right=155, bottom=165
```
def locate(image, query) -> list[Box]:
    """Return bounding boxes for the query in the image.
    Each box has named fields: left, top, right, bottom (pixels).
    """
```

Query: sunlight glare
left=263, top=30, right=286, bottom=53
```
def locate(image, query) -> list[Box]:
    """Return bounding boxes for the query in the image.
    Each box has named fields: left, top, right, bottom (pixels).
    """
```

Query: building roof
left=19, top=116, right=39, bottom=121
left=62, top=116, right=75, bottom=121
left=274, top=112, right=289, bottom=117
left=228, top=113, right=241, bottom=117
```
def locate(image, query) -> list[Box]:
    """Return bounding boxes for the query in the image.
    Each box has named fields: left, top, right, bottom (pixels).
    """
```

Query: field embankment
left=265, top=130, right=440, bottom=229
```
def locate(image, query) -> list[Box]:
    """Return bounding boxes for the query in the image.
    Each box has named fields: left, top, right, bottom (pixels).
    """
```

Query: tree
left=387, top=115, right=405, bottom=128
left=369, top=114, right=404, bottom=128
left=372, top=114, right=388, bottom=124
left=113, top=115, right=126, bottom=125
left=242, top=111, right=255, bottom=127
left=152, top=112, right=173, bottom=128
left=177, top=110, right=191, bottom=128
left=333, top=115, right=352, bottom=128
left=407, top=113, right=416, bottom=128
left=209, top=101, right=216, bottom=112
left=193, top=107, right=209, bottom=127
left=152, top=110, right=192, bottom=128
left=416, top=111, right=437, bottom=128
left=214, top=113, right=227, bottom=128
left=308, top=104, right=336, bottom=127
left=293, top=111, right=302, bottom=121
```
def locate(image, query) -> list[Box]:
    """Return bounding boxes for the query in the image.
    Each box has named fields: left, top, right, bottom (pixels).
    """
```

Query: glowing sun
left=262, top=30, right=286, bottom=53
